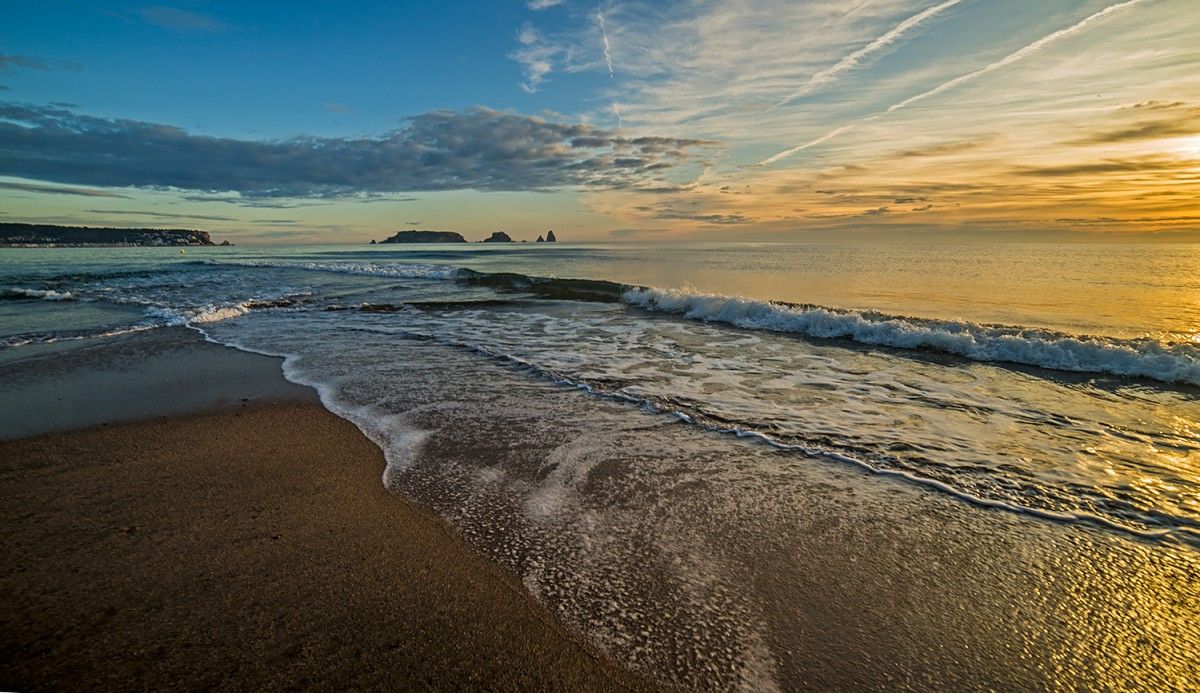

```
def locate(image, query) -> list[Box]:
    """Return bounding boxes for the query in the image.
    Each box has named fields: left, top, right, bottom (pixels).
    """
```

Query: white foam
left=201, top=259, right=461, bottom=280
left=624, top=286, right=1200, bottom=386
left=190, top=324, right=432, bottom=481
left=0, top=323, right=161, bottom=349
left=6, top=287, right=74, bottom=301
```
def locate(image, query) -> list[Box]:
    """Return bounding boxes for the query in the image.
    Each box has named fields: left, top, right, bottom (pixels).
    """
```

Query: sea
left=2, top=241, right=1198, bottom=687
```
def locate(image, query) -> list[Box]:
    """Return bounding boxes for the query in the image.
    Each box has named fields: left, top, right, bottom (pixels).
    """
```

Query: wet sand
left=0, top=331, right=647, bottom=690
left=3, top=329, right=1199, bottom=690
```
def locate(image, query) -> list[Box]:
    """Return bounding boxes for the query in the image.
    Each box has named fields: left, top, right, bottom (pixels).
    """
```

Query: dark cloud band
left=0, top=103, right=712, bottom=199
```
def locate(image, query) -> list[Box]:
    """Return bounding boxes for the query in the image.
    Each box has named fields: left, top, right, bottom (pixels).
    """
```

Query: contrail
left=596, top=10, right=615, bottom=78
left=771, top=0, right=965, bottom=111
left=886, top=0, right=1147, bottom=113
left=758, top=124, right=858, bottom=166
left=758, top=0, right=1147, bottom=166
left=596, top=8, right=621, bottom=128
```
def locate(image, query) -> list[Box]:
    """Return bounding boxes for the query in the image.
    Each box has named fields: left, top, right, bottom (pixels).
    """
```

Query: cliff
left=0, top=223, right=216, bottom=247
left=378, top=230, right=468, bottom=244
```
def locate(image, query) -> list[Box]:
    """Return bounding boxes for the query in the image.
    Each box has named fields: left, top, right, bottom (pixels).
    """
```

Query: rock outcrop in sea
left=378, top=230, right=468, bottom=244
left=481, top=231, right=513, bottom=243
left=545, top=230, right=557, bottom=242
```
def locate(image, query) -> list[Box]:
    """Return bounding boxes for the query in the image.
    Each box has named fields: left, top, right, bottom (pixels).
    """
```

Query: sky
left=0, top=0, right=1197, bottom=243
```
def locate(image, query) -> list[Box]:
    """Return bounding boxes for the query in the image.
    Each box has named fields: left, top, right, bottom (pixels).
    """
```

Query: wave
left=142, top=297, right=303, bottom=327
left=0, top=323, right=162, bottom=349
left=197, top=259, right=461, bottom=280
left=199, top=259, right=629, bottom=302
left=2, top=287, right=75, bottom=301
left=454, top=269, right=628, bottom=302
left=192, top=260, right=1200, bottom=385
left=360, top=325, right=1195, bottom=547
left=624, top=287, right=1200, bottom=386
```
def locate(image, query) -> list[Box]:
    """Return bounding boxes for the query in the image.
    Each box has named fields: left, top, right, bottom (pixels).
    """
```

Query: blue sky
left=2, top=2, right=588, bottom=136
left=1, top=1, right=1197, bottom=242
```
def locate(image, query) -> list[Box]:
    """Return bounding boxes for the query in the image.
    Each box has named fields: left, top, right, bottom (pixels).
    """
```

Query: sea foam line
left=624, top=287, right=1200, bottom=386
left=2, top=287, right=75, bottom=301
left=188, top=323, right=430, bottom=478
left=198, top=259, right=461, bottom=280
left=368, top=325, right=1193, bottom=548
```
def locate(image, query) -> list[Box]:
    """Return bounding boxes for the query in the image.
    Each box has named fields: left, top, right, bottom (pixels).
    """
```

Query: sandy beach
left=2, top=329, right=1198, bottom=690
left=0, top=330, right=646, bottom=691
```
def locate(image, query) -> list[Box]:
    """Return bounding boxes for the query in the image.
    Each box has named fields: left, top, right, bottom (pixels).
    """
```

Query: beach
left=2, top=248, right=1199, bottom=689
left=0, top=329, right=646, bottom=690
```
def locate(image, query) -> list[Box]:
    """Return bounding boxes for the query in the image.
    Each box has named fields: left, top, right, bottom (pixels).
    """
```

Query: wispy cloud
left=133, top=6, right=231, bottom=32
left=83, top=209, right=237, bottom=221
left=0, top=180, right=130, bottom=198
left=511, top=23, right=559, bottom=92
left=0, top=53, right=82, bottom=73
left=528, top=0, right=566, bottom=9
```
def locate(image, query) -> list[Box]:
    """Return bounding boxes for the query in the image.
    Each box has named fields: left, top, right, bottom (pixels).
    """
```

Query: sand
left=0, top=332, right=648, bottom=691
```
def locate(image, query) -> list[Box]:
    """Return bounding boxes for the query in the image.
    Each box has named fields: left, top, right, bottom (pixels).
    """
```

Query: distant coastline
left=0, top=223, right=226, bottom=247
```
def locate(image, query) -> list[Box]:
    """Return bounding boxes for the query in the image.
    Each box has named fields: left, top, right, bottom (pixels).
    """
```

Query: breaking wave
left=2, top=287, right=75, bottom=301
left=197, top=259, right=461, bottom=280
left=189, top=260, right=1200, bottom=386
left=624, top=287, right=1200, bottom=386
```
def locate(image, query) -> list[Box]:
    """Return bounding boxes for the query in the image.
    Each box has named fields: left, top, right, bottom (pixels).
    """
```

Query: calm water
left=2, top=241, right=1198, bottom=687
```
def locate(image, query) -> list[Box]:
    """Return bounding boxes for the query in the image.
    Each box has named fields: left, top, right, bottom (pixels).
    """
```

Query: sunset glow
left=1, top=0, right=1197, bottom=242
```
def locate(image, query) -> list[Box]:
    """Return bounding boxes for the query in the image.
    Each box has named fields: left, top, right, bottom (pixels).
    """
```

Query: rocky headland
left=0, top=223, right=221, bottom=247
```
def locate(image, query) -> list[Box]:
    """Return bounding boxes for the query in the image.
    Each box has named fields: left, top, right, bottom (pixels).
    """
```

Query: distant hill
left=0, top=223, right=217, bottom=247
left=378, top=230, right=467, bottom=244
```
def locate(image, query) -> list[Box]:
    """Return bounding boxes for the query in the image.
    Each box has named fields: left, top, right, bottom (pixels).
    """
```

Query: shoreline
left=0, top=331, right=648, bottom=690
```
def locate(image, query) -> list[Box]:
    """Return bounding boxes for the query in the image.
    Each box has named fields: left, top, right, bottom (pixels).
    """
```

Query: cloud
left=134, top=6, right=231, bottom=32
left=771, top=0, right=965, bottom=110
left=898, top=138, right=992, bottom=158
left=1126, top=100, right=1185, bottom=110
left=1013, top=155, right=1188, bottom=177
left=649, top=208, right=751, bottom=224
left=528, top=0, right=565, bottom=9
left=0, top=102, right=712, bottom=198
left=0, top=180, right=130, bottom=198
left=1070, top=105, right=1200, bottom=144
left=511, top=23, right=560, bottom=92
left=83, top=209, right=237, bottom=221
left=0, top=53, right=82, bottom=73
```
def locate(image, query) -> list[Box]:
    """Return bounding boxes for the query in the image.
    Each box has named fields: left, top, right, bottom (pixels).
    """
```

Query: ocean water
left=2, top=241, right=1198, bottom=687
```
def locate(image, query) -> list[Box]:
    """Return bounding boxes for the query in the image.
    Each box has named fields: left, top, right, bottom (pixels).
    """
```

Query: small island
left=372, top=229, right=559, bottom=244
left=377, top=229, right=468, bottom=244
left=0, top=223, right=222, bottom=247
left=480, top=231, right=513, bottom=243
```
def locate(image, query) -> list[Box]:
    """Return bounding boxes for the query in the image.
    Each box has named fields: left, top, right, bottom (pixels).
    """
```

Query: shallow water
left=2, top=241, right=1198, bottom=687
